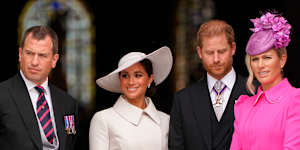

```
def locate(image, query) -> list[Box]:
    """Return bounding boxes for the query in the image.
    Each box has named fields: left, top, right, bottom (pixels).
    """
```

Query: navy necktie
left=35, top=86, right=55, bottom=144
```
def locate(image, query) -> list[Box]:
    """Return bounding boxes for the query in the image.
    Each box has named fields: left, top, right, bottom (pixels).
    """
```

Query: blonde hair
left=245, top=47, right=287, bottom=95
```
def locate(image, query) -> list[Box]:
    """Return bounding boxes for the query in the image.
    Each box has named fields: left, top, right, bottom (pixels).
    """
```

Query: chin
left=125, top=94, right=138, bottom=100
left=258, top=79, right=272, bottom=86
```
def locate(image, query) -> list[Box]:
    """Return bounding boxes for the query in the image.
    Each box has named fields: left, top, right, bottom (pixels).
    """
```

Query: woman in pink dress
left=230, top=12, right=300, bottom=150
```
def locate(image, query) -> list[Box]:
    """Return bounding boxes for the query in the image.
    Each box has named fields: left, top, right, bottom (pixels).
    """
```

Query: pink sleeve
left=230, top=118, right=242, bottom=150
left=284, top=94, right=300, bottom=149
left=230, top=95, right=248, bottom=150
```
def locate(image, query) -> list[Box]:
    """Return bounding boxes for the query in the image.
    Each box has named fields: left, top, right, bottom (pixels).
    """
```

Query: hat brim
left=96, top=46, right=173, bottom=93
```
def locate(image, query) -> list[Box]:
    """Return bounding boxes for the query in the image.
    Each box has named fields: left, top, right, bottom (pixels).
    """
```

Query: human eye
left=264, top=56, right=272, bottom=59
left=135, top=73, right=143, bottom=78
left=25, top=50, right=33, bottom=55
left=218, top=49, right=226, bottom=54
left=39, top=53, right=48, bottom=58
left=120, top=73, right=128, bottom=78
left=251, top=57, right=259, bottom=62
left=206, top=51, right=213, bottom=55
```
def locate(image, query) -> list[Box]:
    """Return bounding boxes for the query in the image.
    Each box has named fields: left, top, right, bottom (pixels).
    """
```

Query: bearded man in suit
left=168, top=20, right=254, bottom=150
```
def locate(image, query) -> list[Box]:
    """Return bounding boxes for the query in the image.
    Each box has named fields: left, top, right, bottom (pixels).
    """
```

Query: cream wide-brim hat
left=96, top=46, right=173, bottom=93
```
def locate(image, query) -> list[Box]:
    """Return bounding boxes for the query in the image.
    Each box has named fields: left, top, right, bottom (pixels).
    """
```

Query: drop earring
left=147, top=84, right=150, bottom=88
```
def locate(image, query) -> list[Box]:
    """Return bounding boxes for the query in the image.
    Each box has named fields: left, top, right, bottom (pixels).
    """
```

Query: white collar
left=20, top=70, right=49, bottom=94
left=207, top=67, right=236, bottom=93
left=113, top=96, right=161, bottom=126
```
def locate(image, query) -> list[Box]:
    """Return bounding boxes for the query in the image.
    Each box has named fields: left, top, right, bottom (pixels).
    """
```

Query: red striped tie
left=35, top=86, right=55, bottom=144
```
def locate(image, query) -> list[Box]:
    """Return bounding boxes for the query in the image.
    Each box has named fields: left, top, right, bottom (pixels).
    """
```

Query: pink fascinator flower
left=246, top=12, right=292, bottom=56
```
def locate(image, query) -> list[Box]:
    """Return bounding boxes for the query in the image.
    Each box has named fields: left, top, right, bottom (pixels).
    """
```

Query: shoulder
left=89, top=108, right=115, bottom=135
left=233, top=94, right=254, bottom=120
left=292, top=88, right=300, bottom=96
left=157, top=110, right=170, bottom=121
left=0, top=74, right=19, bottom=89
left=236, top=74, right=247, bottom=81
left=49, top=84, right=77, bottom=103
left=175, top=80, right=205, bottom=97
left=283, top=88, right=300, bottom=119
left=0, top=74, right=22, bottom=99
left=172, top=79, right=207, bottom=108
left=0, top=78, right=11, bottom=92
left=235, top=74, right=258, bottom=95
left=157, top=110, right=170, bottom=130
left=234, top=94, right=256, bottom=115
left=289, top=88, right=300, bottom=104
left=90, top=108, right=114, bottom=124
left=235, top=94, right=252, bottom=106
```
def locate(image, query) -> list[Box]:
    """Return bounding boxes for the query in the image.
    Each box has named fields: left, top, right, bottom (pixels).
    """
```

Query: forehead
left=23, top=33, right=53, bottom=50
left=251, top=49, right=277, bottom=57
left=121, top=62, right=146, bottom=73
left=201, top=34, right=230, bottom=51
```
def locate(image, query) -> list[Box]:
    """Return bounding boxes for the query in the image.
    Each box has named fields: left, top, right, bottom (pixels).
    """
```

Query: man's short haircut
left=20, top=25, right=59, bottom=54
left=197, top=19, right=235, bottom=48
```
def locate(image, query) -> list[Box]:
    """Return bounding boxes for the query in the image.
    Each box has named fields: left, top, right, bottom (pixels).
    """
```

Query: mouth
left=127, top=87, right=138, bottom=92
left=258, top=71, right=269, bottom=77
left=28, top=68, right=41, bottom=73
left=213, top=65, right=223, bottom=71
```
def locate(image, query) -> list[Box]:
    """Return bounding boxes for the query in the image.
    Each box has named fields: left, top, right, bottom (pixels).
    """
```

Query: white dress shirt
left=207, top=68, right=236, bottom=111
left=89, top=96, right=169, bottom=150
left=20, top=70, right=59, bottom=150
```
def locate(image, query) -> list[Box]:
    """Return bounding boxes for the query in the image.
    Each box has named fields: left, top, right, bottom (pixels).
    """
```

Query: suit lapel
left=219, top=75, right=246, bottom=128
left=190, top=79, right=212, bottom=150
left=222, top=75, right=245, bottom=121
left=9, top=74, right=42, bottom=150
left=50, top=84, right=66, bottom=150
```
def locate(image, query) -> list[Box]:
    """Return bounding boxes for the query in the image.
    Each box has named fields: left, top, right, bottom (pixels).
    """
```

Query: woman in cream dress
left=89, top=46, right=173, bottom=150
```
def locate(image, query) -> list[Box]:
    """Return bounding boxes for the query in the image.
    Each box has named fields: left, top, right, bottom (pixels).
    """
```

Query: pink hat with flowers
left=246, top=12, right=292, bottom=56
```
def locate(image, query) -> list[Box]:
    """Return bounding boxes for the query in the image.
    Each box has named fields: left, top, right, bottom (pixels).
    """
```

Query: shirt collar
left=253, top=78, right=292, bottom=105
left=113, top=96, right=161, bottom=126
left=20, top=70, right=49, bottom=94
left=207, top=67, right=236, bottom=92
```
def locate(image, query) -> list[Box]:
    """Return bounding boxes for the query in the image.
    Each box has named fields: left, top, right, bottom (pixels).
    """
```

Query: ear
left=196, top=46, right=203, bottom=59
left=231, top=42, right=236, bottom=56
left=148, top=74, right=154, bottom=86
left=18, top=47, right=22, bottom=62
left=280, top=53, right=287, bottom=68
left=51, top=54, right=59, bottom=68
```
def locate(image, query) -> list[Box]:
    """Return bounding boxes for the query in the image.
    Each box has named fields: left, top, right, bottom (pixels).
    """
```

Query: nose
left=31, top=54, right=39, bottom=66
left=128, top=76, right=135, bottom=85
left=258, top=59, right=264, bottom=68
left=213, top=53, right=220, bottom=63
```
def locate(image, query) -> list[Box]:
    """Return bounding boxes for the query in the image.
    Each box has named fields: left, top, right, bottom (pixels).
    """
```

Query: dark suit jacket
left=168, top=74, right=252, bottom=150
left=0, top=73, right=79, bottom=150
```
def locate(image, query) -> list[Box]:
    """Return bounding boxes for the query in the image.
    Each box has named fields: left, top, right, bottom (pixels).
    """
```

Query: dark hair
left=140, top=59, right=157, bottom=97
left=20, top=25, right=59, bottom=54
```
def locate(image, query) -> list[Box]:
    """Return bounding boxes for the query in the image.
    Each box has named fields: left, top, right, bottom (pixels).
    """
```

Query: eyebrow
left=24, top=49, right=48, bottom=54
left=217, top=48, right=226, bottom=52
left=121, top=70, right=144, bottom=74
left=205, top=48, right=226, bottom=52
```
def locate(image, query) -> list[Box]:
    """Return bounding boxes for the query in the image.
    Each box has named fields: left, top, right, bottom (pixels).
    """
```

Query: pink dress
left=230, top=78, right=300, bottom=150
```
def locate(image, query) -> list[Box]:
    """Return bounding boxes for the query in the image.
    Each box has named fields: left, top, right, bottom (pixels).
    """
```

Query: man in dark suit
left=0, top=26, right=78, bottom=150
left=168, top=20, right=253, bottom=150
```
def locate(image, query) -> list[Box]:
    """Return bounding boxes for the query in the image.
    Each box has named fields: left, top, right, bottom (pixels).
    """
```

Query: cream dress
left=89, top=96, right=169, bottom=150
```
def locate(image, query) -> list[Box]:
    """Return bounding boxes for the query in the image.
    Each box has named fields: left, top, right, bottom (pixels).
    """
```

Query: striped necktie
left=35, top=86, right=55, bottom=144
